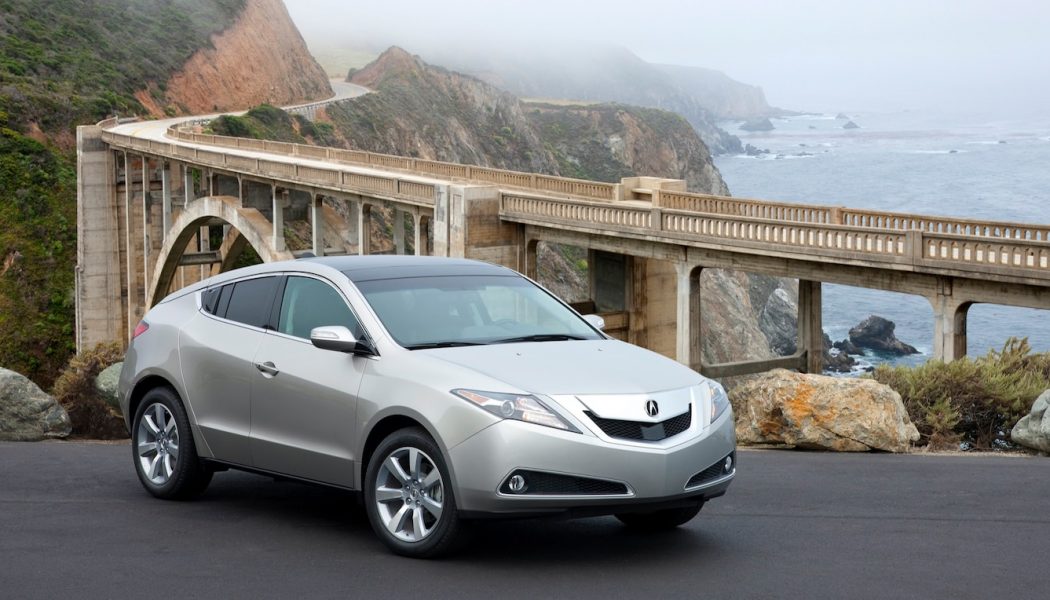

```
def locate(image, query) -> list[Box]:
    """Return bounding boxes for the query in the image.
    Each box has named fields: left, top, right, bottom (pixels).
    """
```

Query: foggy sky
left=284, top=0, right=1050, bottom=116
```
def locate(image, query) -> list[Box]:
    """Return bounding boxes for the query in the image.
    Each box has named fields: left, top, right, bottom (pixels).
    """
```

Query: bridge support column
left=675, top=263, right=702, bottom=372
left=75, top=125, right=124, bottom=351
left=358, top=202, right=372, bottom=255
left=524, top=238, right=538, bottom=279
left=311, top=194, right=324, bottom=256
left=271, top=186, right=286, bottom=253
left=161, top=162, right=172, bottom=238
left=413, top=212, right=430, bottom=256
left=123, top=151, right=139, bottom=340
left=393, top=209, right=406, bottom=254
left=798, top=279, right=823, bottom=373
left=183, top=166, right=194, bottom=205
left=930, top=282, right=970, bottom=362
left=142, top=156, right=154, bottom=291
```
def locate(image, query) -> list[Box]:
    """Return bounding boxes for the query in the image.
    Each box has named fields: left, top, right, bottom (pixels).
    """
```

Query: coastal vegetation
left=873, top=338, right=1050, bottom=449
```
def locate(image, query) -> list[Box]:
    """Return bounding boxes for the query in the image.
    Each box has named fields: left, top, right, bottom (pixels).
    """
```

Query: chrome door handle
left=254, top=361, right=279, bottom=376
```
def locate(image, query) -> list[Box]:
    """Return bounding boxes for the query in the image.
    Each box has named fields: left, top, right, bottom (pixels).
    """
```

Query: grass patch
left=872, top=338, right=1050, bottom=449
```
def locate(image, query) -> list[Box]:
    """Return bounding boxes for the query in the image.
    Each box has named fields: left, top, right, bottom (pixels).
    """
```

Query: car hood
left=419, top=339, right=702, bottom=395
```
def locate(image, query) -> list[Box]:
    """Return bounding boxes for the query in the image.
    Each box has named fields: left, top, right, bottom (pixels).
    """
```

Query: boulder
left=740, top=117, right=775, bottom=132
left=1011, top=390, right=1050, bottom=453
left=0, top=367, right=71, bottom=441
left=833, top=338, right=864, bottom=356
left=732, top=369, right=919, bottom=452
left=94, top=362, right=123, bottom=412
left=843, top=120, right=860, bottom=129
left=822, top=333, right=856, bottom=373
left=849, top=315, right=918, bottom=356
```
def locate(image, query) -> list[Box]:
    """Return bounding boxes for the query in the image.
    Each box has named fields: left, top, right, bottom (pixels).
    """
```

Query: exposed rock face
left=849, top=315, right=918, bottom=356
left=1011, top=390, right=1050, bottom=453
left=528, top=103, right=729, bottom=195
left=419, top=43, right=774, bottom=154
left=843, top=120, right=861, bottom=130
left=740, top=118, right=775, bottom=132
left=0, top=367, right=71, bottom=441
left=136, top=0, right=331, bottom=116
left=339, top=48, right=729, bottom=194
left=94, top=363, right=123, bottom=412
left=752, top=278, right=798, bottom=356
left=732, top=369, right=919, bottom=452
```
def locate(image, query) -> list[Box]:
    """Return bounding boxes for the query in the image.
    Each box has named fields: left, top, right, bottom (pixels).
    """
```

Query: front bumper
left=448, top=409, right=736, bottom=516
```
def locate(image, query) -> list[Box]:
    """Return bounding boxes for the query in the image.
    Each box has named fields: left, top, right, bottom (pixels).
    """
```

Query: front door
left=249, top=275, right=368, bottom=487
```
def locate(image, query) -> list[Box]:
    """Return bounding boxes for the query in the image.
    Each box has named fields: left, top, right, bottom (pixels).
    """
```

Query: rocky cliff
left=135, top=0, right=331, bottom=116
left=326, top=48, right=730, bottom=193
left=419, top=44, right=785, bottom=154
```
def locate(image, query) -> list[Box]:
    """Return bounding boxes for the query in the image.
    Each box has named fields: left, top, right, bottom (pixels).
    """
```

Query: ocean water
left=714, top=110, right=1050, bottom=370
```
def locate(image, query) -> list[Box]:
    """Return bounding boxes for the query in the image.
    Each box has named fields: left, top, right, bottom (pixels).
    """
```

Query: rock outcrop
left=843, top=120, right=861, bottom=130
left=94, top=363, right=123, bottom=413
left=0, top=367, right=71, bottom=441
left=740, top=118, right=775, bottom=132
left=849, top=315, right=918, bottom=356
left=136, top=0, right=331, bottom=116
left=732, top=369, right=919, bottom=452
left=1011, top=390, right=1050, bottom=453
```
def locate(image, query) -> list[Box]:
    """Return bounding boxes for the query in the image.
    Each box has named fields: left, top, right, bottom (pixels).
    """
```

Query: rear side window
left=201, top=287, right=221, bottom=314
left=278, top=276, right=362, bottom=339
left=224, top=276, right=279, bottom=328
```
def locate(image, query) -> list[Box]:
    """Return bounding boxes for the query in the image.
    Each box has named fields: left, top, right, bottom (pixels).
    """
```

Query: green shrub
left=51, top=342, right=127, bottom=439
left=872, top=338, right=1050, bottom=449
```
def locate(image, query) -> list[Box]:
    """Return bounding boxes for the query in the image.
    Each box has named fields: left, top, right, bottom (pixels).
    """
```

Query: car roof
left=298, top=255, right=517, bottom=283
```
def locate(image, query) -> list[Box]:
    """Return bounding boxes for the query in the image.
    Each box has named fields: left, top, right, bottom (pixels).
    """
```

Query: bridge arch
left=148, top=196, right=293, bottom=307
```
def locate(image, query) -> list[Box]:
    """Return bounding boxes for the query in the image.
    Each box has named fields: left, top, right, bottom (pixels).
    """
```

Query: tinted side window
left=225, top=277, right=279, bottom=328
left=201, top=287, right=221, bottom=314
left=278, top=276, right=362, bottom=340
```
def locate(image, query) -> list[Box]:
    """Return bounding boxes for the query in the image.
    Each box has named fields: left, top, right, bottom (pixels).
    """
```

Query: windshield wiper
left=404, top=341, right=488, bottom=350
left=492, top=334, right=588, bottom=344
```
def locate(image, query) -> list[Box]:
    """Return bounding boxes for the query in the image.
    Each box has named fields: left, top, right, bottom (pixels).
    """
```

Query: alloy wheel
left=137, top=403, right=180, bottom=486
left=373, top=446, right=445, bottom=542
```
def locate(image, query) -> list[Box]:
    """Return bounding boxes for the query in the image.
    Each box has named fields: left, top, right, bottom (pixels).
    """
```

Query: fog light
left=508, top=474, right=527, bottom=493
left=724, top=455, right=734, bottom=473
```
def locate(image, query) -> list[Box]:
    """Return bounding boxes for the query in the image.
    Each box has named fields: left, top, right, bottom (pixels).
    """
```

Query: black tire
left=131, top=386, right=212, bottom=500
left=615, top=503, right=703, bottom=530
left=363, top=427, right=461, bottom=558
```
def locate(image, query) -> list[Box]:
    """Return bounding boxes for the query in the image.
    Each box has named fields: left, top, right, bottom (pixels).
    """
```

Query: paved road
left=1, top=443, right=1047, bottom=600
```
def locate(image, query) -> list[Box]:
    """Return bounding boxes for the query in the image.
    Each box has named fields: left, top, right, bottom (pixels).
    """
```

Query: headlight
left=452, top=389, right=579, bottom=433
left=706, top=380, right=731, bottom=424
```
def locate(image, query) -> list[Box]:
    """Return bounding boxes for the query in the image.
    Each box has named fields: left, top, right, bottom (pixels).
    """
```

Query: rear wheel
left=364, top=427, right=461, bottom=558
left=615, top=503, right=702, bottom=530
left=131, top=386, right=212, bottom=500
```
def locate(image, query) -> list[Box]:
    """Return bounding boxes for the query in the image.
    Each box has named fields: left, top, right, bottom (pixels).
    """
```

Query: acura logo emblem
left=645, top=400, right=659, bottom=418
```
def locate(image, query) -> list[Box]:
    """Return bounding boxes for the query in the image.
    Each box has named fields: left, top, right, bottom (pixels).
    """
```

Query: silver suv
left=119, top=256, right=735, bottom=557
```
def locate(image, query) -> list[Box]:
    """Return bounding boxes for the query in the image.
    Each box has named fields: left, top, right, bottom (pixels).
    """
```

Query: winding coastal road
left=109, top=78, right=371, bottom=142
left=1, top=442, right=1047, bottom=600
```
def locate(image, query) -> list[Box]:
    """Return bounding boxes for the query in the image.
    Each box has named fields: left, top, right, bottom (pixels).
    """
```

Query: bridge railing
left=101, top=131, right=439, bottom=206
left=164, top=126, right=621, bottom=202
left=502, top=192, right=1050, bottom=277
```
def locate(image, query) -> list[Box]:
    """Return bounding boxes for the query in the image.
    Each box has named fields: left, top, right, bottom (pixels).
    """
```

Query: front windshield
left=355, top=274, right=603, bottom=349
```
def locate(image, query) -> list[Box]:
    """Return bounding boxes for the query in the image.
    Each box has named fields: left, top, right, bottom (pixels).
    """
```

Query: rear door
left=179, top=275, right=280, bottom=466
left=249, top=274, right=368, bottom=487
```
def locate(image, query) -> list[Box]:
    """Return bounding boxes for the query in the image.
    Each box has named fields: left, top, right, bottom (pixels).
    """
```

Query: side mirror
left=310, top=326, right=375, bottom=355
left=582, top=314, right=606, bottom=331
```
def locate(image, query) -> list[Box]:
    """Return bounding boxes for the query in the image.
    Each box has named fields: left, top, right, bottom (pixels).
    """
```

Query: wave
left=902, top=149, right=966, bottom=155
left=964, top=140, right=1008, bottom=145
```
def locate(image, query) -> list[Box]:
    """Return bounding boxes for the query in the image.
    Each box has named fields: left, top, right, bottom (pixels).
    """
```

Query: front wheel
left=131, top=387, right=212, bottom=500
left=615, top=503, right=703, bottom=530
left=364, top=428, right=461, bottom=558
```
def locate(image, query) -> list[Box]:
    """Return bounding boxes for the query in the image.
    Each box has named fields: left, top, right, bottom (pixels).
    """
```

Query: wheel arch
left=358, top=413, right=453, bottom=491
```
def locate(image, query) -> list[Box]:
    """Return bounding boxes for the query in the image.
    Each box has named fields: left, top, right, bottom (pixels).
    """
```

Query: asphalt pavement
left=1, top=442, right=1047, bottom=600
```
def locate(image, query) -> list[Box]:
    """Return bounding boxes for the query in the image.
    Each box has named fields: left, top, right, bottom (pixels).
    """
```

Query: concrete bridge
left=76, top=105, right=1050, bottom=377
